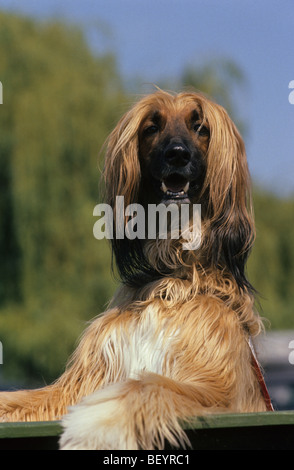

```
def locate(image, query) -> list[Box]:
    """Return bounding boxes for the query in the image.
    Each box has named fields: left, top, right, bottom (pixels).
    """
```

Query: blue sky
left=1, top=0, right=294, bottom=196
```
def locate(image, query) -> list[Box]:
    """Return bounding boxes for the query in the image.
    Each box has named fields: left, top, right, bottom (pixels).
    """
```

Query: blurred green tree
left=0, top=12, right=123, bottom=385
left=248, top=190, right=294, bottom=330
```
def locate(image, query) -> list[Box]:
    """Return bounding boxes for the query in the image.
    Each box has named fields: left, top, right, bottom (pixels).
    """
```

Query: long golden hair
left=102, top=90, right=255, bottom=293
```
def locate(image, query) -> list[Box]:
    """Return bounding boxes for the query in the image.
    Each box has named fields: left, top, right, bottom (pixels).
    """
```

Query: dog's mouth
left=160, top=174, right=190, bottom=203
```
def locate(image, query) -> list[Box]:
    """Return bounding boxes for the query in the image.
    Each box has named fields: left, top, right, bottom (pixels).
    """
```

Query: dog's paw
left=59, top=384, right=138, bottom=450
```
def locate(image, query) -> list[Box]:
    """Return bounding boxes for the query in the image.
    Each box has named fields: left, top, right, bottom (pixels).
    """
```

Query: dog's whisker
left=161, top=181, right=168, bottom=193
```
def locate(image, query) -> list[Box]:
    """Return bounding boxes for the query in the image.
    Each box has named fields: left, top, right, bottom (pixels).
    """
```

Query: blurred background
left=0, top=0, right=293, bottom=410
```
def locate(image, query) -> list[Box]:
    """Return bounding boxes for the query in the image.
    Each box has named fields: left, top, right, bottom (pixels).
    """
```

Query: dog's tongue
left=164, top=175, right=187, bottom=192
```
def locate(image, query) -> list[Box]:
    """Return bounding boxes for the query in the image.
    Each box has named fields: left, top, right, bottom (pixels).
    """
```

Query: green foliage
left=248, top=190, right=294, bottom=330
left=0, top=12, right=122, bottom=384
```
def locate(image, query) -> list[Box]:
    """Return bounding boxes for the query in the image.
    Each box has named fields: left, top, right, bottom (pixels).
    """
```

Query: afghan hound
left=0, top=90, right=273, bottom=450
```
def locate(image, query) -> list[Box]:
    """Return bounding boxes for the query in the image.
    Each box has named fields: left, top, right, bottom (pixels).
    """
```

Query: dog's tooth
left=183, top=182, right=190, bottom=193
left=161, top=182, right=168, bottom=193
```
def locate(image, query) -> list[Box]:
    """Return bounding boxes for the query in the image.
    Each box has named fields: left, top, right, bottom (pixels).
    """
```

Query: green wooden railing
left=0, top=411, right=293, bottom=450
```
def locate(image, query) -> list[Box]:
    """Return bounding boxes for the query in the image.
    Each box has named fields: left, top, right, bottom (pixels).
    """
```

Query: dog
left=0, top=90, right=273, bottom=450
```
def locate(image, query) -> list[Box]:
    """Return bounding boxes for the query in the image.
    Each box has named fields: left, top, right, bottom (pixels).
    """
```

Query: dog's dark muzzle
left=157, top=141, right=192, bottom=202
left=163, top=141, right=191, bottom=168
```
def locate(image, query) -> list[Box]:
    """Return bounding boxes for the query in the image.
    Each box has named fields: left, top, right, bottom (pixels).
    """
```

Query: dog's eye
left=193, top=123, right=209, bottom=136
left=143, top=125, right=159, bottom=136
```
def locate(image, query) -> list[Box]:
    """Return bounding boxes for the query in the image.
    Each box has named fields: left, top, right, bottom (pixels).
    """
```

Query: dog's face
left=138, top=103, right=209, bottom=206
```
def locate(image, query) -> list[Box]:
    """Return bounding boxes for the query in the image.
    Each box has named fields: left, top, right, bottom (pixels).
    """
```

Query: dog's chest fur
left=102, top=305, right=175, bottom=383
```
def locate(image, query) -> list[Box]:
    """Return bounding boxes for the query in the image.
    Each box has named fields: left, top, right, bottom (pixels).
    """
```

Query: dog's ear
left=102, top=106, right=140, bottom=284
left=102, top=99, right=165, bottom=285
left=200, top=101, right=255, bottom=292
left=102, top=108, right=141, bottom=212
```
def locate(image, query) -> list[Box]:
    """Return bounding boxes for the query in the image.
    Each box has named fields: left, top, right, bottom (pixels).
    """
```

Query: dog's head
left=138, top=98, right=209, bottom=206
left=103, top=90, right=255, bottom=293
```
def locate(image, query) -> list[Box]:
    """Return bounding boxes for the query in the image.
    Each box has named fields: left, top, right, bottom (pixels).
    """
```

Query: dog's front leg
left=0, top=309, right=119, bottom=422
left=59, top=373, right=202, bottom=450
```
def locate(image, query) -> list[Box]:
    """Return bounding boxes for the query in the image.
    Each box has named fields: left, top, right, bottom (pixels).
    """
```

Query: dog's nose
left=164, top=143, right=191, bottom=167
